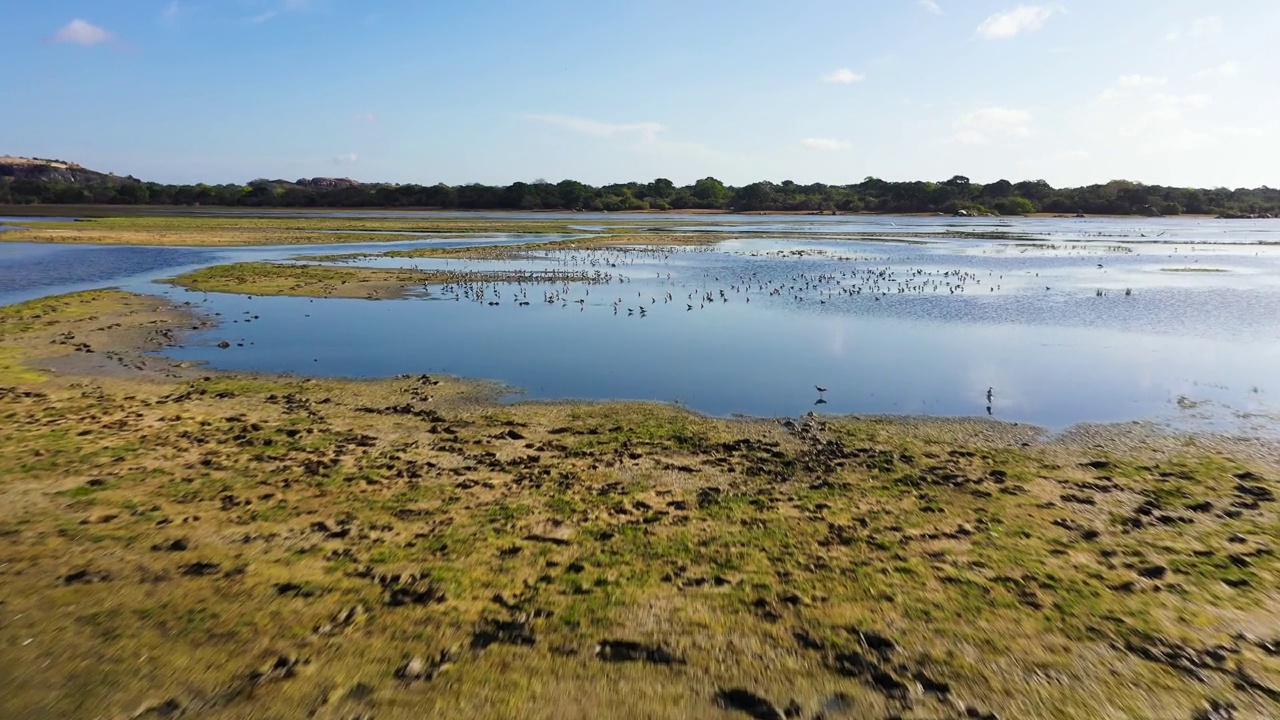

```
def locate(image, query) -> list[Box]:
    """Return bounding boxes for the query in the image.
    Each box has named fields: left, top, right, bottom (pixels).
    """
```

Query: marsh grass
left=0, top=290, right=1277, bottom=719
left=163, top=262, right=614, bottom=299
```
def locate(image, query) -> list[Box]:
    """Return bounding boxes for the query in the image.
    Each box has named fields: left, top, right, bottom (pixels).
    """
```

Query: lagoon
left=3, top=214, right=1279, bottom=433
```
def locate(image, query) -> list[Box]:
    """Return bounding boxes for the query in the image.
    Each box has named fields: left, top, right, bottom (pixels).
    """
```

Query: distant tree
left=994, top=197, right=1036, bottom=215
left=690, top=177, right=730, bottom=208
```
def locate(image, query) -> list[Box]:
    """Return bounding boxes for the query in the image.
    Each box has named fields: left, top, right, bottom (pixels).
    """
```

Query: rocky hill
left=0, top=157, right=364, bottom=192
left=0, top=156, right=136, bottom=185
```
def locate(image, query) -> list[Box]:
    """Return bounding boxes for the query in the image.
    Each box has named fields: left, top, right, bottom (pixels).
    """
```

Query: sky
left=3, top=1, right=1278, bottom=188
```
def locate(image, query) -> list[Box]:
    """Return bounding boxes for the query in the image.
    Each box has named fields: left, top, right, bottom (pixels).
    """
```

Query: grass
left=0, top=290, right=1277, bottom=719
left=2, top=211, right=1040, bottom=247
left=164, top=262, right=618, bottom=298
left=1161, top=267, right=1230, bottom=273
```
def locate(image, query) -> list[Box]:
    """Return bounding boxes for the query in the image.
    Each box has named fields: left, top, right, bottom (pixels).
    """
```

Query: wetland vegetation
left=1, top=213, right=1279, bottom=720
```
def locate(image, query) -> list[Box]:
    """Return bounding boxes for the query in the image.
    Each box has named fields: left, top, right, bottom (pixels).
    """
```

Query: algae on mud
left=0, top=288, right=1278, bottom=720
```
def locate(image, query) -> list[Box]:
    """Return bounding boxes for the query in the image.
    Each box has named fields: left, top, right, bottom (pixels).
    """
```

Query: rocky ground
left=0, top=290, right=1278, bottom=720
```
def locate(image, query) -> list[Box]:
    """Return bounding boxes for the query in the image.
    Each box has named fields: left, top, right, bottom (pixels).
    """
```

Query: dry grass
left=0, top=291, right=1278, bottom=720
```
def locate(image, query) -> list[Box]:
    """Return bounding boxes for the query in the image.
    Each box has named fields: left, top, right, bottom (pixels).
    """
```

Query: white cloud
left=953, top=107, right=1032, bottom=144
left=1167, top=16, right=1223, bottom=42
left=801, top=138, right=852, bottom=151
left=1192, top=61, right=1240, bottom=79
left=51, top=19, right=113, bottom=46
left=247, top=11, right=278, bottom=24
left=1152, top=93, right=1212, bottom=112
left=353, top=112, right=378, bottom=124
left=333, top=153, right=359, bottom=165
left=1217, top=126, right=1263, bottom=139
left=162, top=1, right=181, bottom=23
left=976, top=5, right=1061, bottom=40
left=918, top=0, right=943, bottom=15
left=1142, top=130, right=1215, bottom=153
left=521, top=114, right=666, bottom=142
left=1087, top=75, right=1219, bottom=155
left=822, top=68, right=865, bottom=84
left=1117, top=74, right=1167, bottom=88
left=1190, top=16, right=1224, bottom=36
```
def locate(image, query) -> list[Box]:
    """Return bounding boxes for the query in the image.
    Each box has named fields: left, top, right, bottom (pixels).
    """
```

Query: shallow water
left=3, top=215, right=1279, bottom=433
left=0, top=234, right=576, bottom=306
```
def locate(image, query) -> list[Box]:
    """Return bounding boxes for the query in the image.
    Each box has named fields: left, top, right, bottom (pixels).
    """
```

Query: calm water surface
left=3, top=214, right=1278, bottom=433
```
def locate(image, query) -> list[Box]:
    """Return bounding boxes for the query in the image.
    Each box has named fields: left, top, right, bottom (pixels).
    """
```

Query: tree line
left=2, top=173, right=1278, bottom=217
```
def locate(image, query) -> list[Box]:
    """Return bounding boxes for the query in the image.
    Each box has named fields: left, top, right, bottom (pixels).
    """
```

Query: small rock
left=396, top=656, right=426, bottom=680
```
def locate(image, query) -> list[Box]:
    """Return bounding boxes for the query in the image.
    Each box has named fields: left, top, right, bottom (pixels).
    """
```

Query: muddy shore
left=1, top=289, right=1278, bottom=720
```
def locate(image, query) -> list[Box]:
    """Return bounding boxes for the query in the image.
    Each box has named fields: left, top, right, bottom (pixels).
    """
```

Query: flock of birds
left=411, top=245, right=1040, bottom=315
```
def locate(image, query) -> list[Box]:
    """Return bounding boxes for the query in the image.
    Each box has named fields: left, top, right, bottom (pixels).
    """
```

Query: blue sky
left=3, top=1, right=1277, bottom=187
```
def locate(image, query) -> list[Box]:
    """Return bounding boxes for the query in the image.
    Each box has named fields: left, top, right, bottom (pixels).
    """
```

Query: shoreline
left=12, top=286, right=1280, bottom=461
left=5, top=202, right=1280, bottom=720
left=3, top=288, right=1280, bottom=719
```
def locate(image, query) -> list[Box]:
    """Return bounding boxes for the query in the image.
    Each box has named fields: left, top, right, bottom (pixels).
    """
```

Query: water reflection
left=159, top=235, right=1280, bottom=433
left=4, top=215, right=1279, bottom=433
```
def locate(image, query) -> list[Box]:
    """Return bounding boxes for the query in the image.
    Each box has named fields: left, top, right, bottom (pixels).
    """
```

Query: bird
left=986, top=387, right=994, bottom=404
left=815, top=385, right=828, bottom=394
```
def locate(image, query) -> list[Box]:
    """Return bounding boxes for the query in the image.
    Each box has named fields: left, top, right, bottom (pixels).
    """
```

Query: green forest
left=3, top=171, right=1278, bottom=217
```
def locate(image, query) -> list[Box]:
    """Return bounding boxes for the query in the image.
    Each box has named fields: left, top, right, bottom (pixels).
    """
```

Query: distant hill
left=0, top=157, right=363, bottom=191
left=0, top=156, right=136, bottom=185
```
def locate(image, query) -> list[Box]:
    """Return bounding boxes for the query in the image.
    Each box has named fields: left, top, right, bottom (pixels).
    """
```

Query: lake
left=3, top=214, right=1278, bottom=433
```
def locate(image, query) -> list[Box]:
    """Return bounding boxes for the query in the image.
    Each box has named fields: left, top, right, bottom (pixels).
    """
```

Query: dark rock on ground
left=181, top=561, right=221, bottom=576
left=715, top=688, right=786, bottom=720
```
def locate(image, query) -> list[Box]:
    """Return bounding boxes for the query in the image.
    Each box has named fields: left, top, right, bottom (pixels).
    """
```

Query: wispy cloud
left=976, top=5, right=1061, bottom=40
left=953, top=107, right=1032, bottom=144
left=1089, top=74, right=1218, bottom=153
left=918, top=0, right=943, bottom=15
left=245, top=0, right=313, bottom=25
left=801, top=138, right=852, bottom=151
left=51, top=18, right=114, bottom=46
left=353, top=112, right=378, bottom=124
left=1166, top=16, right=1223, bottom=42
left=521, top=114, right=666, bottom=142
left=520, top=113, right=728, bottom=163
left=1192, top=61, right=1240, bottom=79
left=162, top=1, right=181, bottom=24
left=333, top=153, right=358, bottom=166
left=1116, top=74, right=1167, bottom=88
left=822, top=68, right=865, bottom=84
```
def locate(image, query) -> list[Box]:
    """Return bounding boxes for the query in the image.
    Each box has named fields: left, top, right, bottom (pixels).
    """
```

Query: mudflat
left=0, top=288, right=1277, bottom=720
